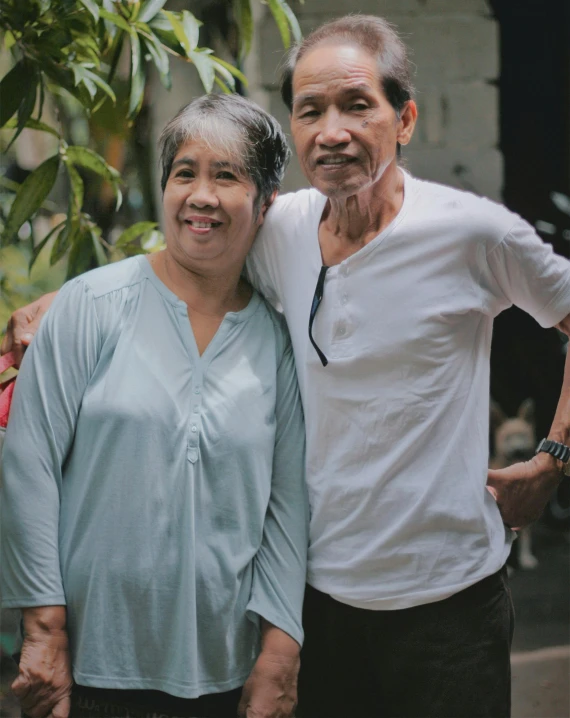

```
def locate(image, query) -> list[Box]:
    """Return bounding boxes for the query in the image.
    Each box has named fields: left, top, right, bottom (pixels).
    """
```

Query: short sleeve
left=486, top=217, right=570, bottom=326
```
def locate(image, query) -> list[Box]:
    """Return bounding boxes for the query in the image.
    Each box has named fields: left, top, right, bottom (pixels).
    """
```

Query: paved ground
left=510, top=522, right=569, bottom=718
left=2, top=523, right=568, bottom=718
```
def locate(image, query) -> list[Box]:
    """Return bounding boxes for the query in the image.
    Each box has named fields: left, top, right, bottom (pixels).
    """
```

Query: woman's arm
left=1, top=279, right=101, bottom=716
left=13, top=607, right=73, bottom=718
left=241, top=331, right=309, bottom=718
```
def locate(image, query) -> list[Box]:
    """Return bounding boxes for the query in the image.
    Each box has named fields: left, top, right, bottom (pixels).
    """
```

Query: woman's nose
left=186, top=179, right=219, bottom=208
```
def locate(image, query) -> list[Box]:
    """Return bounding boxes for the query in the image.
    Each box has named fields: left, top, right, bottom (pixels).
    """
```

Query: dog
left=490, top=398, right=539, bottom=569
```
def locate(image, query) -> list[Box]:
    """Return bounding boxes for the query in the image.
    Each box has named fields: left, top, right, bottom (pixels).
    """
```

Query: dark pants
left=25, top=684, right=243, bottom=718
left=297, top=567, right=515, bottom=718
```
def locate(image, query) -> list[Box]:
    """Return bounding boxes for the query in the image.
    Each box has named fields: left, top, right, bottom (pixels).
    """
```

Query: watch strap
left=535, top=438, right=570, bottom=465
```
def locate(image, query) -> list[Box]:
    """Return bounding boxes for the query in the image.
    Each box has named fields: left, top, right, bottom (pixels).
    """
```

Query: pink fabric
left=0, top=352, right=17, bottom=428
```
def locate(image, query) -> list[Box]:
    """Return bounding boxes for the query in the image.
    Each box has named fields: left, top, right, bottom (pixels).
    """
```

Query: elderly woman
left=0, top=94, right=308, bottom=718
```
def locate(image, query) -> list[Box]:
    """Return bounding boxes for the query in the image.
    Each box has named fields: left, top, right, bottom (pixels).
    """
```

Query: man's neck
left=318, top=164, right=405, bottom=266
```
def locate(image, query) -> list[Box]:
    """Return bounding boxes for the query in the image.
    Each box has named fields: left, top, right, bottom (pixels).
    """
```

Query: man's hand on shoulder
left=487, top=451, right=562, bottom=529
left=1, top=291, right=57, bottom=366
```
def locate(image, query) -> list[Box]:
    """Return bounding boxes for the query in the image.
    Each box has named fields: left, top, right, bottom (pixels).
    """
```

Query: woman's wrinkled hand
left=12, top=629, right=73, bottom=718
left=238, top=649, right=300, bottom=718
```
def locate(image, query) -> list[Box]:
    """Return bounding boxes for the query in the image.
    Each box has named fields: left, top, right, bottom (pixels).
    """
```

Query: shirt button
left=194, top=387, right=201, bottom=395
left=337, top=325, right=346, bottom=336
left=191, top=425, right=197, bottom=433
left=341, top=294, right=348, bottom=305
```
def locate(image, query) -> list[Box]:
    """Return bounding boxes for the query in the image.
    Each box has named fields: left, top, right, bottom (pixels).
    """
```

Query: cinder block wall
left=248, top=0, right=501, bottom=200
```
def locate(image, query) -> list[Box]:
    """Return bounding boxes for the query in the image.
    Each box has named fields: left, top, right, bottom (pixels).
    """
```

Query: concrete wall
left=247, top=0, right=502, bottom=200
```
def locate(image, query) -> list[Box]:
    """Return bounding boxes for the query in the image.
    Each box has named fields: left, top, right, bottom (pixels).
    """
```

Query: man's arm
left=0, top=291, right=58, bottom=366
left=487, top=313, right=570, bottom=528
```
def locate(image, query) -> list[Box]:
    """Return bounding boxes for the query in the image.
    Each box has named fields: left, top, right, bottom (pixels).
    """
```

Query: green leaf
left=66, top=161, right=85, bottom=211
left=189, top=50, right=215, bottom=93
left=4, top=117, right=61, bottom=139
left=138, top=0, right=168, bottom=24
left=90, top=226, right=108, bottom=266
left=1, top=155, right=60, bottom=247
left=141, top=34, right=170, bottom=87
left=0, top=61, right=30, bottom=128
left=100, top=7, right=132, bottom=33
left=29, top=220, right=66, bottom=272
left=128, top=33, right=146, bottom=118
left=65, top=227, right=93, bottom=279
left=233, top=0, right=253, bottom=57
left=266, top=0, right=290, bottom=48
left=115, top=221, right=158, bottom=247
left=212, top=61, right=235, bottom=92
left=66, top=146, right=120, bottom=182
left=181, top=10, right=201, bottom=51
left=80, top=67, right=116, bottom=102
left=79, top=0, right=100, bottom=22
left=71, top=63, right=97, bottom=99
left=50, top=219, right=74, bottom=266
left=164, top=10, right=190, bottom=55
left=273, top=0, right=302, bottom=43
left=211, top=56, right=248, bottom=87
left=7, top=73, right=39, bottom=150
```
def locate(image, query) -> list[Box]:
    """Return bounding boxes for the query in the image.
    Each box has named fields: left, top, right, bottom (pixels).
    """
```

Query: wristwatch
left=535, top=438, right=570, bottom=476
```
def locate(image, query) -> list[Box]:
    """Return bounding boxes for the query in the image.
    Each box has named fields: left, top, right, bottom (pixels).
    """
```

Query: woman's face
left=162, top=138, right=266, bottom=274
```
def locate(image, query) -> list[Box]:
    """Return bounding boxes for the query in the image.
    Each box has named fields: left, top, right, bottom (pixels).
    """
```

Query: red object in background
left=0, top=352, right=16, bottom=428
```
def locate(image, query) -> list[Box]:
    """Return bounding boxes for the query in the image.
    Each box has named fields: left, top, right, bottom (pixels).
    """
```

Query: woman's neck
left=148, top=251, right=251, bottom=317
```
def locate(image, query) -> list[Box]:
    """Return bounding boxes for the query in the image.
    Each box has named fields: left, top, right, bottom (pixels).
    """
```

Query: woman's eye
left=175, top=169, right=193, bottom=179
left=217, top=171, right=236, bottom=180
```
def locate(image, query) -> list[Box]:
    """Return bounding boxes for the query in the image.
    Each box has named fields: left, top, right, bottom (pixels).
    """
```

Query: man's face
left=290, top=43, right=415, bottom=199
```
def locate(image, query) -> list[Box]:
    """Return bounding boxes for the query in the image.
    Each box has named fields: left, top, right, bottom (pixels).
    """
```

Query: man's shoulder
left=72, top=256, right=146, bottom=300
left=265, top=187, right=324, bottom=229
left=408, top=174, right=519, bottom=237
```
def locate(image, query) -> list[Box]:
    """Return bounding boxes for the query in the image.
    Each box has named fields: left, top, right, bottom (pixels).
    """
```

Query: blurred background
left=1, top=0, right=569, bottom=716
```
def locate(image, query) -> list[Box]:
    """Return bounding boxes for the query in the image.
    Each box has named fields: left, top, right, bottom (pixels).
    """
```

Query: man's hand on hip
left=1, top=291, right=57, bottom=366
left=487, top=451, right=562, bottom=529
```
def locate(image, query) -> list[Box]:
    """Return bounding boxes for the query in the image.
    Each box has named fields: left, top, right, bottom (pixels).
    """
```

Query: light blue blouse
left=0, top=255, right=308, bottom=699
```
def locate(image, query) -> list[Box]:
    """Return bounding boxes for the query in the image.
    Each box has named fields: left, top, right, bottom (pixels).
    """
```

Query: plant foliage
left=0, top=0, right=301, bottom=280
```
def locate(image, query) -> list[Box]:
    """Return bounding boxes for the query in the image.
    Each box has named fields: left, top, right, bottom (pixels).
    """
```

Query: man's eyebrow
left=293, top=85, right=375, bottom=108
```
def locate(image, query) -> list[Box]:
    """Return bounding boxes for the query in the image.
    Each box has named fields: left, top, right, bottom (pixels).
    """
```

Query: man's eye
left=349, top=103, right=368, bottom=111
left=299, top=109, right=319, bottom=119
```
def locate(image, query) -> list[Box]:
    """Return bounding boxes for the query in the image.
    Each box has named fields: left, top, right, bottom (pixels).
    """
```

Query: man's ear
left=397, top=100, right=418, bottom=147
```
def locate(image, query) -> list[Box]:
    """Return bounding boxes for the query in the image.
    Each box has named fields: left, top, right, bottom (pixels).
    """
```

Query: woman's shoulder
left=70, top=255, right=147, bottom=300
left=249, top=292, right=292, bottom=358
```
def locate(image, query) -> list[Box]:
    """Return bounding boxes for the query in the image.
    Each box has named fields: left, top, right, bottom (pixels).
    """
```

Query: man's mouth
left=316, top=155, right=356, bottom=167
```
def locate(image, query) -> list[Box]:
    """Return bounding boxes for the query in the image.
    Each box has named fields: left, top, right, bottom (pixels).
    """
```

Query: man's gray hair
left=159, top=94, right=291, bottom=209
left=280, top=15, right=415, bottom=114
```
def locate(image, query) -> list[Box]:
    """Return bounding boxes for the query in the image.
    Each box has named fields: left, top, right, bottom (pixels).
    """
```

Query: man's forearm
left=547, top=323, right=570, bottom=448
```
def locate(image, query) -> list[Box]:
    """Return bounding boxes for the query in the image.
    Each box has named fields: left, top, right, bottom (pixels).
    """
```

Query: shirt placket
left=187, top=372, right=202, bottom=464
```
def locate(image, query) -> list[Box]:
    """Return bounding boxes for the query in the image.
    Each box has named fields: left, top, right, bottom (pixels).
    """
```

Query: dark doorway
left=489, top=0, right=569, bottom=437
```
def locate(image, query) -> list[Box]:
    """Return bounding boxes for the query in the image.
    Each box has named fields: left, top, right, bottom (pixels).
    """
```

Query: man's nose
left=315, top=109, right=351, bottom=147
left=186, top=179, right=219, bottom=208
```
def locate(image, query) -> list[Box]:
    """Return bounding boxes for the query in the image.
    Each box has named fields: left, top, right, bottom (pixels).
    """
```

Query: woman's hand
left=13, top=607, right=73, bottom=718
left=238, top=650, right=300, bottom=718
left=238, top=621, right=300, bottom=718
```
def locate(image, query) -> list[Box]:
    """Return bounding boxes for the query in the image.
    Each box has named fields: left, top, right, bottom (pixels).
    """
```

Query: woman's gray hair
left=159, top=94, right=291, bottom=210
left=280, top=15, right=415, bottom=114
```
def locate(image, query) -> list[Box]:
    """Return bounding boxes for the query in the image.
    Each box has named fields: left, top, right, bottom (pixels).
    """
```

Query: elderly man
left=4, top=14, right=570, bottom=718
